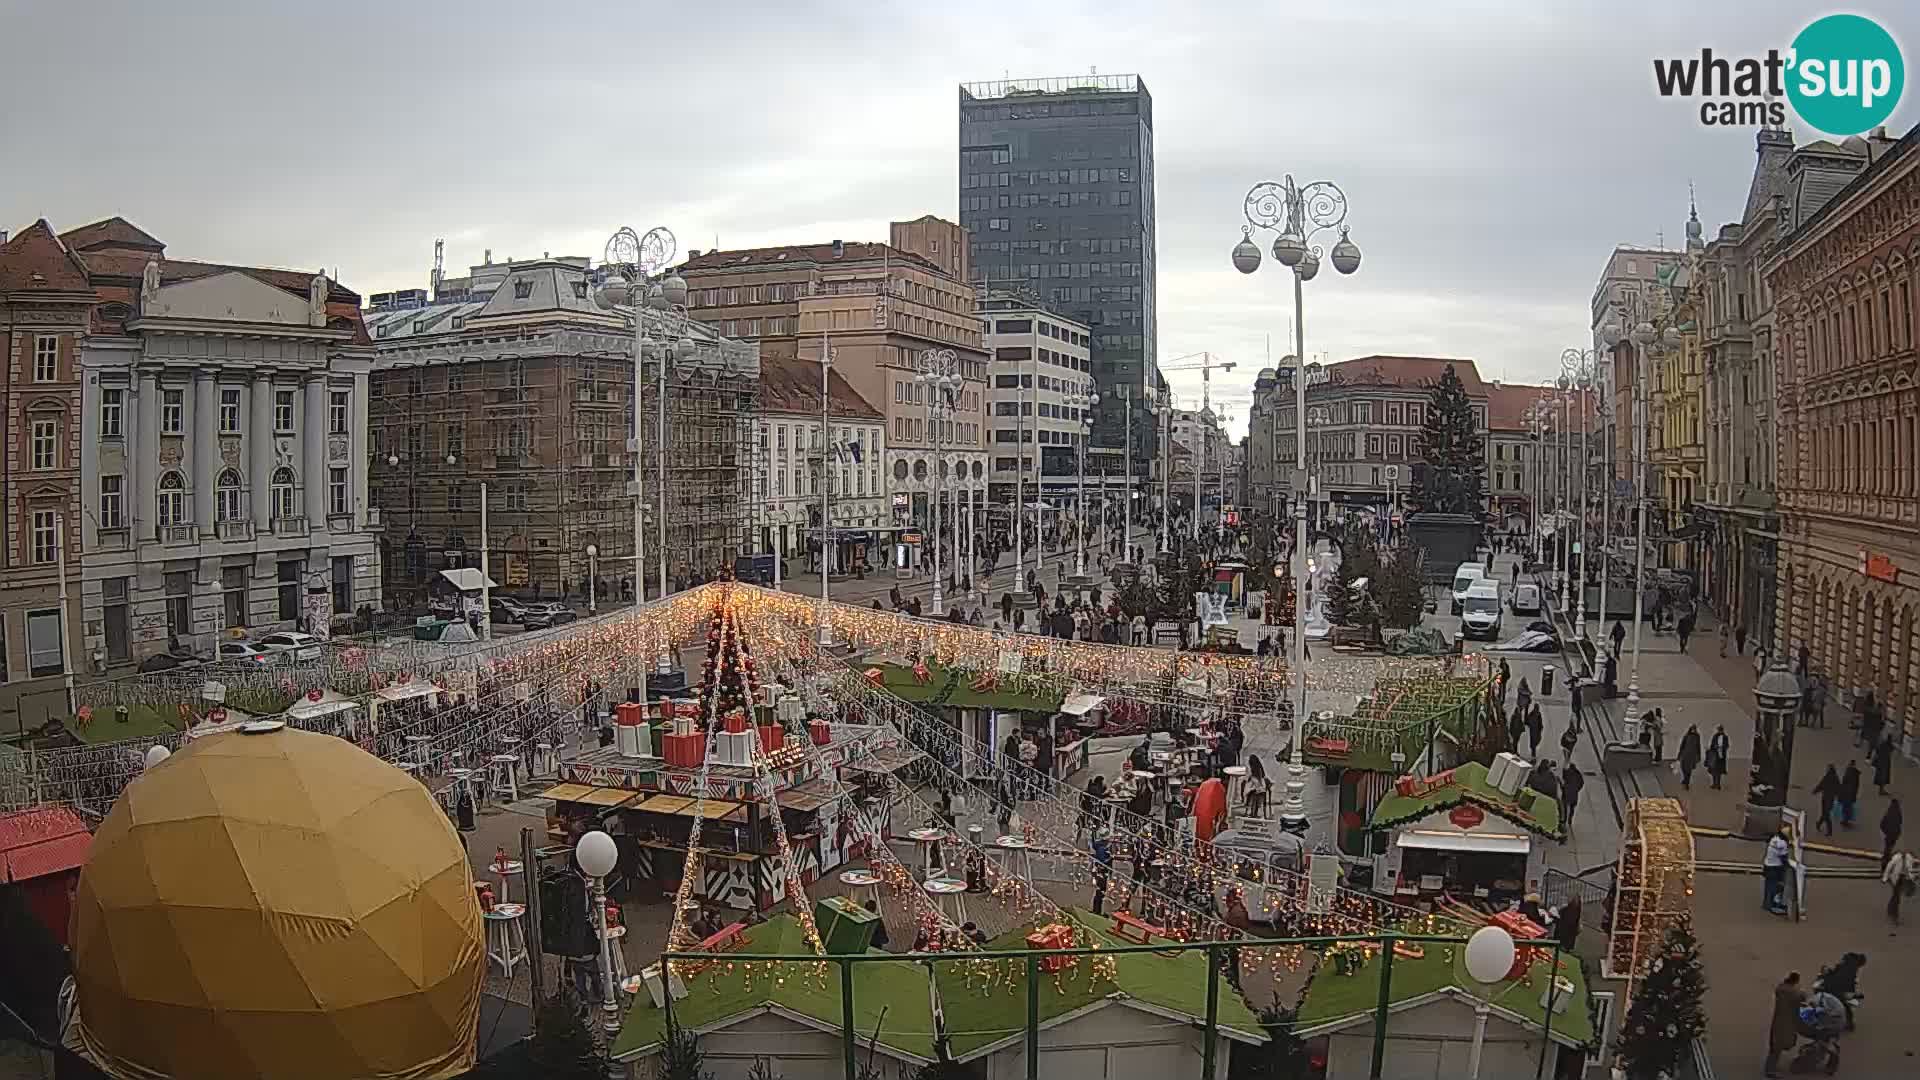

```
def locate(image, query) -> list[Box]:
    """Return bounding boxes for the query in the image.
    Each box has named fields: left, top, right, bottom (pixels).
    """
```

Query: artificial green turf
left=1367, top=760, right=1563, bottom=839
left=931, top=909, right=1265, bottom=1057
left=612, top=916, right=941, bottom=1062
left=872, top=662, right=1065, bottom=714
left=63, top=704, right=186, bottom=744
left=1295, top=940, right=1594, bottom=1046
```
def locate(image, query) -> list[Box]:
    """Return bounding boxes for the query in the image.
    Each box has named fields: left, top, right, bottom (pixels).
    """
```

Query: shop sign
left=1448, top=804, right=1486, bottom=830
left=1859, top=549, right=1898, bottom=584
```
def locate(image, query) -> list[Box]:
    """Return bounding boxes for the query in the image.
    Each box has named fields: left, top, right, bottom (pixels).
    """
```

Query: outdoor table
left=922, top=878, right=969, bottom=925
left=991, top=835, right=1034, bottom=889
left=489, top=858, right=525, bottom=904
left=1221, top=765, right=1249, bottom=807
left=907, top=827, right=947, bottom=878
left=839, top=868, right=882, bottom=907
left=483, top=903, right=529, bottom=978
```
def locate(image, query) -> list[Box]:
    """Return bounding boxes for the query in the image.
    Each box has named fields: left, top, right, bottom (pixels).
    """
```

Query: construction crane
left=1160, top=351, right=1237, bottom=414
left=1158, top=352, right=1238, bottom=544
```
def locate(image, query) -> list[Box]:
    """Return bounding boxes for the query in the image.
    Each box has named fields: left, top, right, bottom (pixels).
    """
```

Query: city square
left=3, top=5, right=1919, bottom=1080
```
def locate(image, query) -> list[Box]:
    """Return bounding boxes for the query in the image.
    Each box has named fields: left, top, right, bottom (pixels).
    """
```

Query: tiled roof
left=1484, top=383, right=1601, bottom=433
left=683, top=241, right=938, bottom=275
left=0, top=220, right=93, bottom=294
left=759, top=355, right=882, bottom=419
left=77, top=251, right=360, bottom=304
left=1326, top=355, right=1489, bottom=394
left=0, top=807, right=90, bottom=882
left=59, top=216, right=164, bottom=254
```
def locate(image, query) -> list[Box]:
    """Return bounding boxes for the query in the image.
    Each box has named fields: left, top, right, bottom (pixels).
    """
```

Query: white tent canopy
left=1060, top=693, right=1106, bottom=717
left=438, top=568, right=498, bottom=593
left=289, top=689, right=360, bottom=721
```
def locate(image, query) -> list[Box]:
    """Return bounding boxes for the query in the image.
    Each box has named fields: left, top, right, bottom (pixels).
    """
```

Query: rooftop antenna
left=431, top=238, right=444, bottom=301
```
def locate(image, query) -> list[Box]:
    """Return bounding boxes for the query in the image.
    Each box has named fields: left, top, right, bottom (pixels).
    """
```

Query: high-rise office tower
left=959, top=75, right=1160, bottom=478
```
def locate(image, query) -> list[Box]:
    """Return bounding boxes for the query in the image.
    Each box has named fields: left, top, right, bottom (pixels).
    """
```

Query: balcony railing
left=216, top=520, right=254, bottom=541
left=161, top=524, right=199, bottom=545
left=271, top=516, right=309, bottom=539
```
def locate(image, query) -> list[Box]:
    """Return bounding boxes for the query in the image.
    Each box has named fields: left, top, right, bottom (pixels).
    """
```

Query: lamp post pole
left=820, top=338, right=835, bottom=635
left=1076, top=388, right=1099, bottom=579
left=1013, top=344, right=1027, bottom=601
left=1159, top=400, right=1172, bottom=554
left=1623, top=322, right=1678, bottom=739
left=918, top=349, right=959, bottom=616
left=586, top=544, right=598, bottom=615
left=1233, top=174, right=1363, bottom=835
left=1563, top=345, right=1602, bottom=640
left=1123, top=388, right=1134, bottom=558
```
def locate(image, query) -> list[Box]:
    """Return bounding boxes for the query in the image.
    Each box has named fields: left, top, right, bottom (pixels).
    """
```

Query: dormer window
left=512, top=278, right=534, bottom=300
left=572, top=281, right=588, bottom=299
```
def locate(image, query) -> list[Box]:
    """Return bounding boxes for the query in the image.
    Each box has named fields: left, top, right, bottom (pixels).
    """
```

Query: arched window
left=157, top=471, right=187, bottom=526
left=215, top=468, right=244, bottom=522
left=271, top=467, right=297, bottom=521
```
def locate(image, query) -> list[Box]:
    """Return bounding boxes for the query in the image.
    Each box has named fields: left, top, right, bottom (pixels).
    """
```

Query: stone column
left=303, top=375, right=327, bottom=525
left=136, top=371, right=160, bottom=536
left=250, top=373, right=273, bottom=525
left=353, top=372, right=371, bottom=531
left=192, top=373, right=216, bottom=532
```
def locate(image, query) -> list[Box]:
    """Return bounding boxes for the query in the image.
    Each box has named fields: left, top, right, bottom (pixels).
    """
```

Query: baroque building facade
left=1769, top=126, right=1919, bottom=752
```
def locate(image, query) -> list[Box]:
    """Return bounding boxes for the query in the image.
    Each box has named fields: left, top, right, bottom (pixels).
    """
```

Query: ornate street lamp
left=917, top=349, right=960, bottom=616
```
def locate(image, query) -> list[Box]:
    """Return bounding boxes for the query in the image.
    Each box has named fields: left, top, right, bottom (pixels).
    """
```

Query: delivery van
left=1460, top=579, right=1503, bottom=640
left=1450, top=563, right=1486, bottom=614
left=1510, top=581, right=1542, bottom=615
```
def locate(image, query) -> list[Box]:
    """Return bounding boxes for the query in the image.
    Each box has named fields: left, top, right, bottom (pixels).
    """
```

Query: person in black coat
left=1839, top=760, right=1862, bottom=828
left=1560, top=766, right=1584, bottom=836
left=1882, top=798, right=1905, bottom=871
left=1508, top=705, right=1526, bottom=753
left=1874, top=735, right=1895, bottom=796
left=1813, top=765, right=1841, bottom=836
left=1525, top=703, right=1545, bottom=760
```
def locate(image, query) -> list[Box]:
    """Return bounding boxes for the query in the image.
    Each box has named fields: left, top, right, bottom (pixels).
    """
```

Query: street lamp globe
left=575, top=830, right=618, bottom=878
left=675, top=337, right=697, bottom=361
left=1630, top=321, right=1655, bottom=347
left=1271, top=227, right=1307, bottom=267
left=1297, top=249, right=1321, bottom=282
left=1600, top=321, right=1623, bottom=347
left=586, top=543, right=598, bottom=559
left=1464, top=926, right=1517, bottom=985
left=446, top=453, right=458, bottom=466
left=662, top=273, right=689, bottom=307
left=1661, top=326, right=1682, bottom=349
left=645, top=283, right=668, bottom=310
left=595, top=277, right=630, bottom=309
left=1557, top=373, right=1570, bottom=391
left=386, top=453, right=400, bottom=468
left=1231, top=228, right=1263, bottom=274
left=1329, top=228, right=1362, bottom=275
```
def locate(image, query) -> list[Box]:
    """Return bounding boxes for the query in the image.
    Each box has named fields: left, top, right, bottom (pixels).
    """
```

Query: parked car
left=208, top=641, right=275, bottom=666
left=1510, top=581, right=1542, bottom=615
left=490, top=597, right=527, bottom=625
left=255, top=631, right=324, bottom=663
left=138, top=650, right=202, bottom=672
left=518, top=602, right=577, bottom=629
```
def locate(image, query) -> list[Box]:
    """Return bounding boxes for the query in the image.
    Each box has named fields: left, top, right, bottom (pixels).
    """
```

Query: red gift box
left=661, top=732, right=705, bottom=768
left=660, top=699, right=677, bottom=719
left=808, top=719, right=831, bottom=746
left=1025, top=923, right=1074, bottom=973
left=616, top=701, right=644, bottom=727
left=1489, top=911, right=1546, bottom=978
left=724, top=711, right=749, bottom=735
left=757, top=725, right=785, bottom=753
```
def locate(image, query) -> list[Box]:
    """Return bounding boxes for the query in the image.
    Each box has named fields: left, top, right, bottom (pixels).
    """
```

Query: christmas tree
left=517, top=992, right=605, bottom=1080
left=1613, top=923, right=1707, bottom=1079
left=1324, top=549, right=1358, bottom=627
left=1376, top=544, right=1427, bottom=630
left=1403, top=364, right=1486, bottom=518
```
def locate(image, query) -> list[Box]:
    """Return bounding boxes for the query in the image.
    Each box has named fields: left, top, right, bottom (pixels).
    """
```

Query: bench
left=682, top=922, right=752, bottom=976
left=1110, top=911, right=1164, bottom=945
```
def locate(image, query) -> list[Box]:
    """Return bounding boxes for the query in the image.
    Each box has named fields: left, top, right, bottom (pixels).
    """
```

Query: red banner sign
left=1448, top=804, right=1486, bottom=830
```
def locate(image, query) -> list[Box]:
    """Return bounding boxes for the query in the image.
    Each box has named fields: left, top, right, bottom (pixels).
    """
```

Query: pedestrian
left=1554, top=894, right=1582, bottom=950
left=1838, top=760, right=1861, bottom=828
left=1559, top=722, right=1579, bottom=771
left=1497, top=657, right=1511, bottom=698
left=1609, top=619, right=1626, bottom=657
left=1735, top=623, right=1747, bottom=655
left=1706, top=724, right=1730, bottom=789
left=1813, top=765, right=1840, bottom=836
left=1762, top=825, right=1790, bottom=915
left=1718, top=621, right=1730, bottom=657
left=1881, top=798, right=1904, bottom=871
left=1525, top=703, right=1544, bottom=760
left=1797, top=642, right=1811, bottom=680
left=1677, top=724, right=1701, bottom=789
left=1885, top=847, right=1917, bottom=925
left=1873, top=733, right=1894, bottom=795
left=1676, top=611, right=1694, bottom=653
left=1508, top=705, right=1526, bottom=753
left=1516, top=676, right=1532, bottom=717
left=1561, top=766, right=1584, bottom=834
left=1765, top=972, right=1804, bottom=1077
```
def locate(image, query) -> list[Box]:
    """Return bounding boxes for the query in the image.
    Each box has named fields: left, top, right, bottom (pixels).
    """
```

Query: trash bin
left=1542, top=666, right=1556, bottom=697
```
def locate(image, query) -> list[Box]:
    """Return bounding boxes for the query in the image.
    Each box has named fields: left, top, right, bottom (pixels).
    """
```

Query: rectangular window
left=329, top=391, right=350, bottom=433
left=446, top=425, right=464, bottom=459
left=29, top=419, right=57, bottom=470
left=103, top=578, right=130, bottom=663
left=274, top=389, right=296, bottom=432
left=30, top=509, right=57, bottom=564
left=219, top=388, right=242, bottom=432
left=99, top=475, right=124, bottom=529
left=33, top=335, right=58, bottom=382
left=332, top=556, right=352, bottom=614
left=164, top=571, right=192, bottom=639
left=329, top=468, right=349, bottom=515
left=26, top=609, right=64, bottom=678
left=277, top=560, right=302, bottom=622
left=222, top=565, right=248, bottom=629
left=101, top=388, right=124, bottom=437
left=162, top=388, right=184, bottom=433
left=448, top=483, right=464, bottom=513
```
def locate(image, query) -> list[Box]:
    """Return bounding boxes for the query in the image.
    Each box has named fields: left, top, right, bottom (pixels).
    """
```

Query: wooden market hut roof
left=1294, top=938, right=1594, bottom=1048
left=1366, top=761, right=1564, bottom=840
left=868, top=662, right=1066, bottom=713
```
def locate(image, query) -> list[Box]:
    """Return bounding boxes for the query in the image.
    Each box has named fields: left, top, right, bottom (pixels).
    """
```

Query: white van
left=1450, top=563, right=1486, bottom=614
left=1460, top=579, right=1503, bottom=640
left=1510, top=581, right=1542, bottom=615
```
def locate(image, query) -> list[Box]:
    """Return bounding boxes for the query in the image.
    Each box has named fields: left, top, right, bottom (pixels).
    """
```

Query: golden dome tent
left=70, top=721, right=484, bottom=1080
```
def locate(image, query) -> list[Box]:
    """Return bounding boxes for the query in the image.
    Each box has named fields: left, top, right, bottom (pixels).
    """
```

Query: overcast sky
left=3, top=1, right=1911, bottom=438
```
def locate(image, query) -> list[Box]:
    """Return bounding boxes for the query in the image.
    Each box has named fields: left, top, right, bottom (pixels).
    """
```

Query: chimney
left=832, top=239, right=845, bottom=258
left=0, top=229, right=8, bottom=245
left=687, top=249, right=702, bottom=259
left=484, top=249, right=492, bottom=265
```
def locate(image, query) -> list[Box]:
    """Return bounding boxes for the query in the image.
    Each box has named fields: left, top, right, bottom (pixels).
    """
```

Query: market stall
left=285, top=688, right=366, bottom=739
left=1366, top=758, right=1562, bottom=906
left=866, top=660, right=1066, bottom=781
left=1053, top=692, right=1106, bottom=776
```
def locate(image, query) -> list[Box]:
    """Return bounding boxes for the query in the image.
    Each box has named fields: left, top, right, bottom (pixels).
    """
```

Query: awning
left=634, top=794, right=746, bottom=822
left=540, top=783, right=599, bottom=802
left=570, top=787, right=643, bottom=808
left=375, top=682, right=438, bottom=702
left=774, top=778, right=840, bottom=812
left=1396, top=830, right=1531, bottom=855
left=288, top=691, right=359, bottom=720
left=1060, top=693, right=1106, bottom=717
left=438, top=567, right=498, bottom=592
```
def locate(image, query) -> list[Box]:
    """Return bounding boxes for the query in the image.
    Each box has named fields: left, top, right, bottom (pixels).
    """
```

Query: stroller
left=1790, top=990, right=1847, bottom=1074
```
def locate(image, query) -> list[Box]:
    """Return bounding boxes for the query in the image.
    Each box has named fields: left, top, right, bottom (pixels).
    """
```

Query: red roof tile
left=59, top=216, right=165, bottom=255
left=0, top=220, right=93, bottom=294
left=1325, top=355, right=1489, bottom=394
left=0, top=807, right=88, bottom=854
left=2, top=832, right=90, bottom=882
left=1484, top=383, right=1600, bottom=432
left=760, top=356, right=883, bottom=419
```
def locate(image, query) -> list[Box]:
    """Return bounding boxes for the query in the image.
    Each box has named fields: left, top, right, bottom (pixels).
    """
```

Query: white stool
left=488, top=754, right=520, bottom=803
left=603, top=924, right=630, bottom=982
left=1221, top=765, right=1249, bottom=810
left=484, top=903, right=529, bottom=978
left=406, top=734, right=434, bottom=773
left=992, top=835, right=1035, bottom=889
left=532, top=742, right=557, bottom=778
left=447, top=768, right=480, bottom=805
left=907, top=827, right=946, bottom=877
left=489, top=858, right=525, bottom=905
left=923, top=879, right=968, bottom=927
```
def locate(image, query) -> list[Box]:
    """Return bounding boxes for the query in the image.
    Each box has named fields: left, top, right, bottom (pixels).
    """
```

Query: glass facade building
left=958, top=75, right=1161, bottom=474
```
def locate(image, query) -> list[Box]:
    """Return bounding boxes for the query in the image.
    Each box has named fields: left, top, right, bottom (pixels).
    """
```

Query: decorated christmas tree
left=1324, top=550, right=1358, bottom=628
left=1613, top=922, right=1707, bottom=1079
left=1376, top=543, right=1427, bottom=629
left=1403, top=363, right=1487, bottom=518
